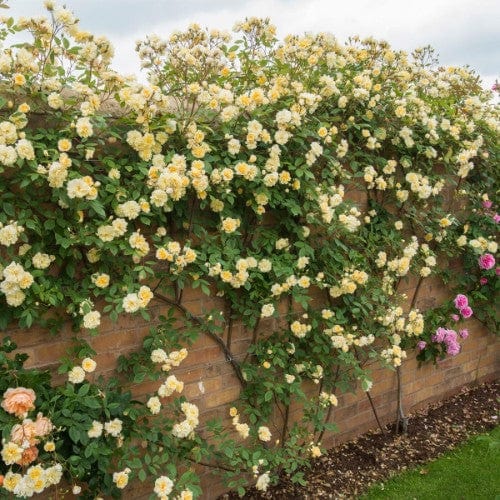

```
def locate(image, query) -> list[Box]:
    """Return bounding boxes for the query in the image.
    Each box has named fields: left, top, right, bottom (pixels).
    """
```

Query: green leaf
left=69, top=426, right=80, bottom=443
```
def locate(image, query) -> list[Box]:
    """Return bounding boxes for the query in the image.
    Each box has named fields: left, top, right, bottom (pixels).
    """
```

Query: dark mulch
left=220, top=380, right=499, bottom=499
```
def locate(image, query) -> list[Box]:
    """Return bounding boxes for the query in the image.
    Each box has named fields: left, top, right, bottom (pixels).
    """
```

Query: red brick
left=5, top=268, right=498, bottom=499
left=205, top=385, right=241, bottom=408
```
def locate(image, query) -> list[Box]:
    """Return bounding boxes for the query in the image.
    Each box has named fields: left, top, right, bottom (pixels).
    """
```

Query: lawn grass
left=362, top=426, right=500, bottom=500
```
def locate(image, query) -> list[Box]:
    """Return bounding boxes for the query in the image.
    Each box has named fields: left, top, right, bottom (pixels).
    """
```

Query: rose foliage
left=0, top=2, right=498, bottom=498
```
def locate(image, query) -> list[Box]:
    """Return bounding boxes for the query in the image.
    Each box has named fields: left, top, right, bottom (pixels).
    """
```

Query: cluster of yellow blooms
left=467, top=236, right=498, bottom=254
left=319, top=391, right=339, bottom=407
left=329, top=268, right=369, bottom=298
left=156, top=241, right=197, bottom=273
left=172, top=402, right=199, bottom=439
left=290, top=319, right=312, bottom=338
left=382, top=237, right=420, bottom=277
left=122, top=285, right=153, bottom=313
left=147, top=349, right=190, bottom=417
left=207, top=255, right=268, bottom=289
left=318, top=185, right=345, bottom=223
left=146, top=375, right=184, bottom=416
left=324, top=324, right=375, bottom=352
left=0, top=221, right=24, bottom=247
left=150, top=347, right=188, bottom=371
left=67, top=357, right=97, bottom=383
left=380, top=343, right=407, bottom=367
left=229, top=406, right=250, bottom=440
left=2, top=464, right=63, bottom=496
left=229, top=407, right=272, bottom=443
left=66, top=176, right=99, bottom=200
left=377, top=306, right=425, bottom=338
left=0, top=262, right=34, bottom=306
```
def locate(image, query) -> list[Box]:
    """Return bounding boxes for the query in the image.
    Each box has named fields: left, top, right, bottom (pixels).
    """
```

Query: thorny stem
left=226, top=303, right=234, bottom=350
left=280, top=402, right=290, bottom=447
left=287, top=294, right=293, bottom=327
left=273, top=393, right=285, bottom=422
left=187, top=197, right=198, bottom=241
left=410, top=276, right=425, bottom=310
left=473, top=315, right=493, bottom=330
left=242, top=317, right=261, bottom=364
left=366, top=390, right=386, bottom=435
left=38, top=15, right=60, bottom=86
left=395, top=275, right=425, bottom=434
left=397, top=201, right=407, bottom=217
left=278, top=294, right=295, bottom=446
left=177, top=286, right=184, bottom=306
left=174, top=280, right=181, bottom=304
left=317, top=365, right=341, bottom=443
left=326, top=289, right=334, bottom=309
left=450, top=177, right=464, bottom=214
left=393, top=277, right=403, bottom=295
left=154, top=293, right=246, bottom=387
left=312, top=378, right=325, bottom=438
left=186, top=457, right=236, bottom=473
left=395, top=365, right=408, bottom=434
left=242, top=212, right=257, bottom=248
left=352, top=346, right=385, bottom=435
left=151, top=277, right=167, bottom=295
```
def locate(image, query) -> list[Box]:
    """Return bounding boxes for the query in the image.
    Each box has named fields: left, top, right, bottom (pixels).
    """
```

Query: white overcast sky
left=5, top=0, right=500, bottom=90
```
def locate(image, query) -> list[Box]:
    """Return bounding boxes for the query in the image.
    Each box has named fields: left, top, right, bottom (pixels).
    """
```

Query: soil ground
left=221, top=380, right=499, bottom=499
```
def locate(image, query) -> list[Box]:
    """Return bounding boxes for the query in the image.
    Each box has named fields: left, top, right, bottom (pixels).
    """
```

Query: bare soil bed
left=221, top=380, right=499, bottom=499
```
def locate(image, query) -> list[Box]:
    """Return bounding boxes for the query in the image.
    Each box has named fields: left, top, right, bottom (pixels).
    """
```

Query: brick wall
left=7, top=270, right=499, bottom=499
left=4, top=152, right=498, bottom=499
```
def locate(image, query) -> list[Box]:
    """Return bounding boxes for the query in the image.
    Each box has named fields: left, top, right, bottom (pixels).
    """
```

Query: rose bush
left=0, top=0, right=498, bottom=497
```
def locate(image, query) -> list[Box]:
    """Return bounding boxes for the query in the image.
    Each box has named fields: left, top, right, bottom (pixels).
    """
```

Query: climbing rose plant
left=0, top=1, right=498, bottom=498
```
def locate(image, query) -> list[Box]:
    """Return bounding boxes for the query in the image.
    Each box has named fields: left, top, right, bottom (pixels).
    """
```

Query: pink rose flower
left=417, top=341, right=427, bottom=350
left=460, top=306, right=473, bottom=319
left=451, top=314, right=460, bottom=322
left=444, top=329, right=457, bottom=343
left=480, top=277, right=488, bottom=285
left=454, top=294, right=468, bottom=309
left=482, top=200, right=493, bottom=209
left=446, top=341, right=461, bottom=356
left=459, top=329, right=469, bottom=339
left=493, top=214, right=500, bottom=223
left=479, top=253, right=495, bottom=270
left=1, top=387, right=36, bottom=418
left=432, top=327, right=447, bottom=343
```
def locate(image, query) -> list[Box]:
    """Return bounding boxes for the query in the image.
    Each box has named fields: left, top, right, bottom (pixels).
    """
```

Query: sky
left=5, top=0, right=499, bottom=90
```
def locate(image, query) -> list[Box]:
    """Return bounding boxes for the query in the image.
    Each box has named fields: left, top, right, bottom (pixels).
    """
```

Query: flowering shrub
left=0, top=0, right=498, bottom=497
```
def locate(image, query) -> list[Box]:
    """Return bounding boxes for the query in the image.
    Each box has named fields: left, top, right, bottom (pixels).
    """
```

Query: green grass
left=362, top=426, right=500, bottom=500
